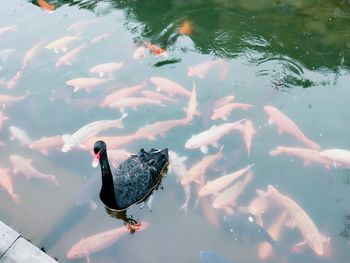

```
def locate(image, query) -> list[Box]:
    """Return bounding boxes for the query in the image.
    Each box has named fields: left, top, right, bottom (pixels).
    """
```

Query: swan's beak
left=92, top=151, right=100, bottom=168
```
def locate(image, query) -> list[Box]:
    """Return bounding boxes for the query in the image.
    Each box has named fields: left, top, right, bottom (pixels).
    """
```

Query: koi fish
left=146, top=43, right=168, bottom=57
left=30, top=135, right=64, bottom=155
left=10, top=154, right=59, bottom=185
left=100, top=82, right=145, bottom=107
left=258, top=211, right=288, bottom=260
left=0, top=25, right=18, bottom=37
left=212, top=172, right=253, bottom=214
left=319, top=148, right=350, bottom=169
left=0, top=167, right=21, bottom=203
left=264, top=105, right=321, bottom=150
left=242, top=120, right=256, bottom=155
left=178, top=20, right=193, bottom=35
left=89, top=62, right=123, bottom=77
left=37, top=0, right=55, bottom=11
left=181, top=146, right=224, bottom=185
left=22, top=39, right=46, bottom=68
left=7, top=70, right=23, bottom=90
left=90, top=33, right=110, bottom=44
left=187, top=60, right=220, bottom=79
left=0, top=92, right=26, bottom=107
left=169, top=151, right=191, bottom=212
left=211, top=102, right=253, bottom=121
left=9, top=126, right=32, bottom=146
left=75, top=171, right=101, bottom=210
left=133, top=46, right=147, bottom=60
left=185, top=120, right=245, bottom=154
left=83, top=134, right=136, bottom=151
left=213, top=95, right=235, bottom=109
left=141, top=90, right=177, bottom=104
left=270, top=146, right=332, bottom=169
left=185, top=82, right=200, bottom=122
left=46, top=33, right=82, bottom=53
left=61, top=113, right=127, bottom=152
left=150, top=77, right=191, bottom=97
left=67, top=222, right=150, bottom=263
left=108, top=97, right=164, bottom=113
left=55, top=43, right=88, bottom=67
left=265, top=185, right=328, bottom=256
left=133, top=118, right=187, bottom=140
left=198, top=164, right=254, bottom=198
left=66, top=77, right=108, bottom=92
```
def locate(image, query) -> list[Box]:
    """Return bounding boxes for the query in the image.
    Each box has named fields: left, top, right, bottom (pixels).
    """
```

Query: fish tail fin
left=12, top=194, right=21, bottom=204
left=303, top=138, right=321, bottom=151
left=49, top=175, right=60, bottom=186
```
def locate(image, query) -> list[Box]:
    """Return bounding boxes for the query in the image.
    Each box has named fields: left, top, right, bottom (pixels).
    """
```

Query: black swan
left=92, top=140, right=169, bottom=212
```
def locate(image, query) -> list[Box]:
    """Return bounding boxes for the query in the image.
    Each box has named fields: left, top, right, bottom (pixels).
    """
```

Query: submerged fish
left=10, top=154, right=59, bottom=185
left=0, top=92, right=26, bottom=106
left=7, top=70, right=23, bottom=89
left=242, top=120, right=256, bottom=156
left=264, top=105, right=321, bottom=150
left=188, top=60, right=221, bottom=79
left=100, top=82, right=145, bottom=107
left=67, top=19, right=99, bottom=32
left=55, top=43, right=88, bottom=67
left=89, top=62, right=123, bottom=77
left=30, top=135, right=63, bottom=155
left=46, top=33, right=82, bottom=53
left=211, top=102, right=253, bottom=121
left=67, top=222, right=150, bottom=263
left=150, top=77, right=191, bottom=97
left=9, top=126, right=32, bottom=147
left=0, top=25, right=18, bottom=37
left=185, top=120, right=245, bottom=154
left=75, top=171, right=101, bottom=210
left=108, top=97, right=164, bottom=113
left=61, top=113, right=127, bottom=152
left=141, top=90, right=178, bottom=104
left=66, top=77, right=109, bottom=93
left=22, top=39, right=46, bottom=68
left=185, top=82, right=199, bottom=122
left=0, top=49, right=15, bottom=61
left=319, top=148, right=350, bottom=169
left=0, top=167, right=21, bottom=203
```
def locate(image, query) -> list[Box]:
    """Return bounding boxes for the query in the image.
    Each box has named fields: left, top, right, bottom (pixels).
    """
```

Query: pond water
left=1, top=0, right=350, bottom=262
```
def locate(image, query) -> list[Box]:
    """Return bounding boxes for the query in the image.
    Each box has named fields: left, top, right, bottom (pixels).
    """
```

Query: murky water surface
left=1, top=0, right=350, bottom=262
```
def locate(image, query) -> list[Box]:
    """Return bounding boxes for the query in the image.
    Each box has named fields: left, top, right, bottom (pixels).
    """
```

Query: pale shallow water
left=0, top=0, right=350, bottom=262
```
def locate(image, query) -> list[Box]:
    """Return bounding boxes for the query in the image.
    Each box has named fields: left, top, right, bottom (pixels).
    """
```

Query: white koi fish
left=319, top=148, right=350, bottom=169
left=66, top=77, right=109, bottom=92
left=150, top=77, right=191, bottom=97
left=198, top=164, right=254, bottom=197
left=187, top=60, right=220, bottom=79
left=89, top=62, right=123, bottom=77
left=270, top=146, right=332, bottom=169
left=185, top=82, right=199, bottom=122
left=242, top=120, right=256, bottom=155
left=9, top=126, right=32, bottom=146
left=61, top=113, right=127, bottom=152
left=0, top=25, right=18, bottom=37
left=90, top=33, right=110, bottom=44
left=141, top=90, right=177, bottom=104
left=10, top=154, right=59, bottom=185
left=185, top=119, right=245, bottom=154
left=213, top=95, right=235, bottom=109
left=264, top=105, right=321, bottom=150
left=46, top=33, right=82, bottom=53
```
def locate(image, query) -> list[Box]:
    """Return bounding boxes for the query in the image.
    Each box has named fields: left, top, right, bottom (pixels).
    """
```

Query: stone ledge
left=0, top=221, right=56, bottom=263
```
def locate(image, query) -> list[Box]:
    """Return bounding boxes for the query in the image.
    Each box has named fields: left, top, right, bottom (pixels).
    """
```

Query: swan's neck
left=99, top=151, right=117, bottom=209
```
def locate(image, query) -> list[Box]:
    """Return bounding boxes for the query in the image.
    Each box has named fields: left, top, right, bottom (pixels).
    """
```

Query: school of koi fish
left=1, top=1, right=350, bottom=263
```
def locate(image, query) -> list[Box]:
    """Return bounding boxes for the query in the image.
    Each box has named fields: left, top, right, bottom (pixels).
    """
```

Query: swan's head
left=92, top=140, right=106, bottom=168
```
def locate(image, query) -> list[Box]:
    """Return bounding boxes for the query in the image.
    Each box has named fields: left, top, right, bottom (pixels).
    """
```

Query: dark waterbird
left=92, top=141, right=169, bottom=227
left=200, top=250, right=233, bottom=263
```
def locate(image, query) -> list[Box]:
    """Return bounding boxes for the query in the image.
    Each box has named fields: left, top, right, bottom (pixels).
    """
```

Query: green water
left=0, top=0, right=350, bottom=262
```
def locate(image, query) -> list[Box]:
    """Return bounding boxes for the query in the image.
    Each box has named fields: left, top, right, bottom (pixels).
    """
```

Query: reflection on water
left=1, top=0, right=350, bottom=262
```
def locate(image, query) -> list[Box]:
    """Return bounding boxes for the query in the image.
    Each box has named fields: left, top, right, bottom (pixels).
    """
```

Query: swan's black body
left=93, top=141, right=169, bottom=211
